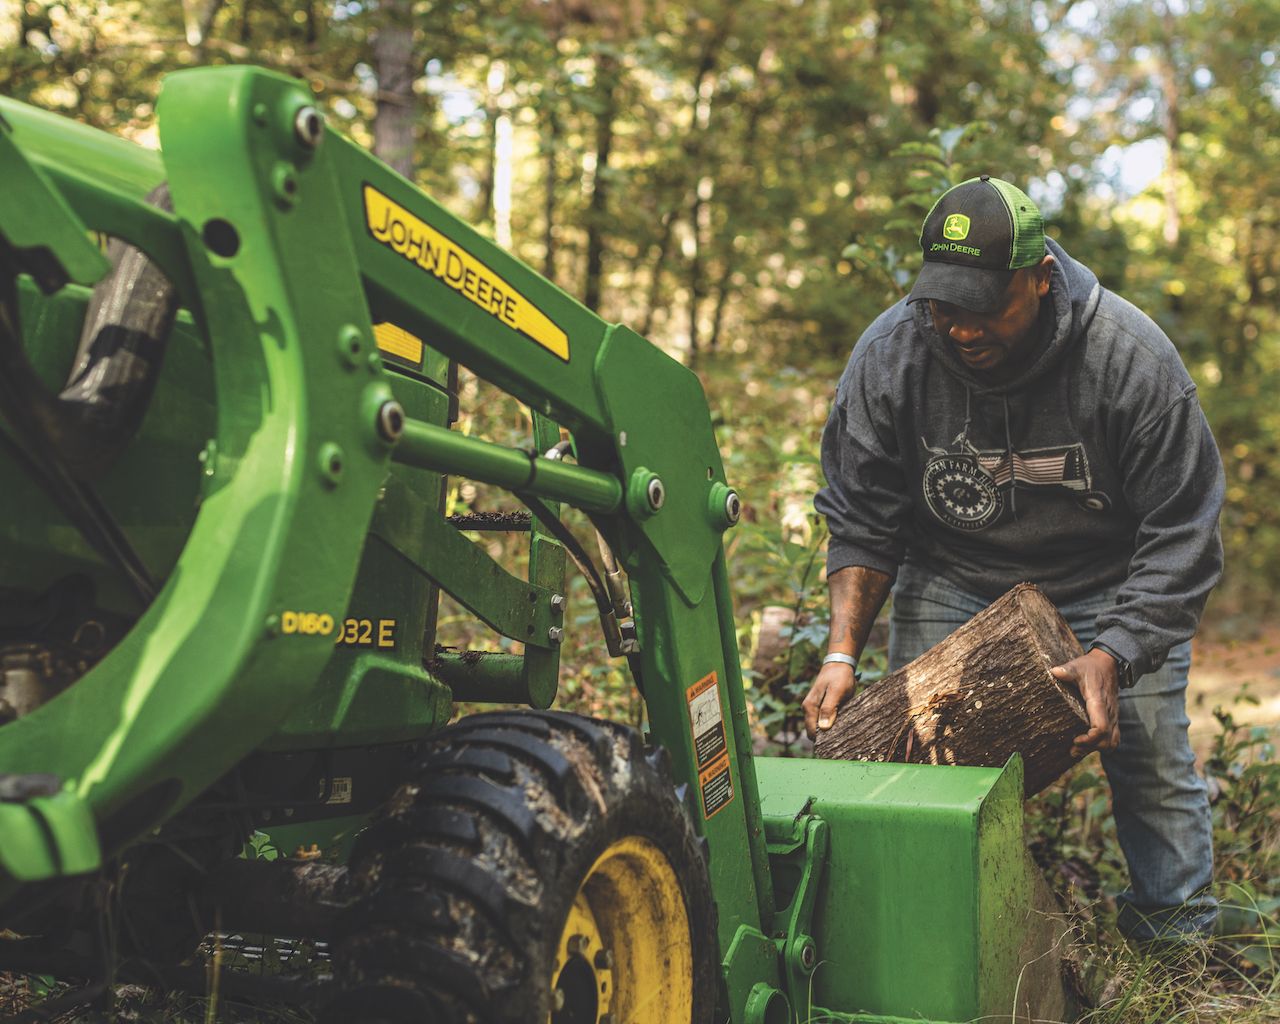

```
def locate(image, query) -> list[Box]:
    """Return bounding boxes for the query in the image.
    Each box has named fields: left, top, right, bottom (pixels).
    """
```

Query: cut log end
left=815, top=583, right=1090, bottom=796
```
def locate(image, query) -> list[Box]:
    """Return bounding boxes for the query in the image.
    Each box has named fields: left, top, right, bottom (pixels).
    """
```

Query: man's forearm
left=827, top=564, right=894, bottom=661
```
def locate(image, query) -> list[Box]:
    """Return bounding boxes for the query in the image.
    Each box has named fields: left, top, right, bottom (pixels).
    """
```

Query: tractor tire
left=325, top=710, right=717, bottom=1024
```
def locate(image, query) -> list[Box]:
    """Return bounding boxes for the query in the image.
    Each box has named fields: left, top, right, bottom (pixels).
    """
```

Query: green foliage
left=244, top=830, right=280, bottom=862
left=1027, top=690, right=1279, bottom=1019
left=841, top=121, right=990, bottom=296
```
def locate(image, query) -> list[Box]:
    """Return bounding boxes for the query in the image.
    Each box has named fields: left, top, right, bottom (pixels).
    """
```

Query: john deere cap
left=907, top=175, right=1046, bottom=313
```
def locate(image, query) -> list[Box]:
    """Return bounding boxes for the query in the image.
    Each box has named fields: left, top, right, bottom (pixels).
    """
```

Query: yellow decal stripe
left=364, top=185, right=569, bottom=361
left=373, top=322, right=424, bottom=366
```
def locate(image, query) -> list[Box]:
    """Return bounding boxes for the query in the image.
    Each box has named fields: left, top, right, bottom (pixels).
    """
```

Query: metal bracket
left=371, top=475, right=558, bottom=651
left=765, top=810, right=830, bottom=1007
left=722, top=924, right=789, bottom=1024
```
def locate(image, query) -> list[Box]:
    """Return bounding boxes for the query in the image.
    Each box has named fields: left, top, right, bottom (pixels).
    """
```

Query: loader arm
left=0, top=67, right=1063, bottom=1024
left=0, top=65, right=782, bottom=1009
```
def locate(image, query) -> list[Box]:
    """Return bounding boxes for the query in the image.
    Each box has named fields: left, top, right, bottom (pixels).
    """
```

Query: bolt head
left=550, top=594, right=566, bottom=612
left=593, top=948, right=613, bottom=969
left=646, top=476, right=666, bottom=511
left=318, top=442, right=345, bottom=487
left=337, top=325, right=363, bottom=369
left=547, top=626, right=564, bottom=644
left=724, top=490, right=742, bottom=525
left=800, top=940, right=817, bottom=970
left=377, top=400, right=406, bottom=442
left=294, top=105, right=324, bottom=149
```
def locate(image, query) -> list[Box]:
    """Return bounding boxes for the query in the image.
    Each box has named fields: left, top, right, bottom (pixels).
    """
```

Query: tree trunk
left=814, top=583, right=1090, bottom=796
left=1157, top=2, right=1180, bottom=246
left=542, top=92, right=560, bottom=283
left=372, top=0, right=415, bottom=179
left=582, top=51, right=618, bottom=314
left=638, top=208, right=674, bottom=337
left=683, top=32, right=723, bottom=365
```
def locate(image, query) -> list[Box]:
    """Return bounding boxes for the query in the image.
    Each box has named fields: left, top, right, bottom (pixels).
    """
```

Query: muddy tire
left=325, top=710, right=718, bottom=1024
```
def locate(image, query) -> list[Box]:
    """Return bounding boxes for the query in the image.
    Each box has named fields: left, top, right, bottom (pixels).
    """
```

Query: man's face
left=928, top=256, right=1054, bottom=378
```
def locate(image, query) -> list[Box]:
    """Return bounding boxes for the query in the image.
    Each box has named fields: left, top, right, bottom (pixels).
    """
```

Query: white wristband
left=822, top=652, right=859, bottom=669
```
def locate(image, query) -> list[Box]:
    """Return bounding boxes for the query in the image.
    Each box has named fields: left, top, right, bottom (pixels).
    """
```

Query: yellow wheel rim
left=549, top=835, right=694, bottom=1024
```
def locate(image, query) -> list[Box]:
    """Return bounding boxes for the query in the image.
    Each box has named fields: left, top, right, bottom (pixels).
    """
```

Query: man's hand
left=803, top=661, right=860, bottom=739
left=1051, top=648, right=1121, bottom=757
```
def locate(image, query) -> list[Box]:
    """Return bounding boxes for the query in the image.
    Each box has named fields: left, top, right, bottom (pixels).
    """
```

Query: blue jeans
left=888, top=563, right=1217, bottom=941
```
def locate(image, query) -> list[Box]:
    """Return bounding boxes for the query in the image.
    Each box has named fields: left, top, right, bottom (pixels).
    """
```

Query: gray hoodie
left=815, top=239, right=1225, bottom=677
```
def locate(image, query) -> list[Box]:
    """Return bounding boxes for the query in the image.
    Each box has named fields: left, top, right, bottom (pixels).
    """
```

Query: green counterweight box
left=757, top=755, right=1058, bottom=1024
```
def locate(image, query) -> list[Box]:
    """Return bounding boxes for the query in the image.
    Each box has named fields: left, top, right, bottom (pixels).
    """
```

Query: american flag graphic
left=975, top=444, right=1089, bottom=490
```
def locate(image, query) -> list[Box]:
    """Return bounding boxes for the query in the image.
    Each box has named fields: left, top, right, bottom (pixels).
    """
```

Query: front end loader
left=0, top=67, right=1070, bottom=1023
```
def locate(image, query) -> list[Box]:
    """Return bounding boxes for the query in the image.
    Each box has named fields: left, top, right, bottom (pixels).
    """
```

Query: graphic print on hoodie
left=815, top=238, right=1225, bottom=677
left=920, top=434, right=1108, bottom=533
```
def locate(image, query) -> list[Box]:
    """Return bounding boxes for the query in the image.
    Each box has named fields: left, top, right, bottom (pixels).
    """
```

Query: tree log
left=814, top=583, right=1090, bottom=796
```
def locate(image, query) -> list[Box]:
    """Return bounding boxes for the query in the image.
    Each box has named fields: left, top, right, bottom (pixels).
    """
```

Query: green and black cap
left=907, top=175, right=1046, bottom=313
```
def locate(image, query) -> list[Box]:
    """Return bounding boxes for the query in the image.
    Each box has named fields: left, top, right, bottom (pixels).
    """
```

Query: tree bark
left=372, top=0, right=415, bottom=180
left=542, top=85, right=561, bottom=283
left=814, top=583, right=1090, bottom=796
left=638, top=208, right=674, bottom=337
left=683, top=26, right=726, bottom=364
left=582, top=51, right=619, bottom=314
left=1156, top=2, right=1181, bottom=247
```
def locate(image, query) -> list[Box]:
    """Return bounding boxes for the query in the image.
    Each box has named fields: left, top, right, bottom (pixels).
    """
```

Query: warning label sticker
left=363, top=185, right=569, bottom=361
left=699, top=757, right=733, bottom=818
left=687, top=672, right=734, bottom=818
left=686, top=672, right=727, bottom=770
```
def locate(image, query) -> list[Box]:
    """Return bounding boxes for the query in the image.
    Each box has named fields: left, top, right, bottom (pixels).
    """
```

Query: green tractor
left=0, top=67, right=1070, bottom=1024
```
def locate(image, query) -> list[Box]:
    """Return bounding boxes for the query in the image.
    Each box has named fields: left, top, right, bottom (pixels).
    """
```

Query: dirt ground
left=1188, top=621, right=1280, bottom=756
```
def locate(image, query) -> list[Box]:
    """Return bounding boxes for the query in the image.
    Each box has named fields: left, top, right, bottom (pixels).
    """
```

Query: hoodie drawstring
left=953, top=386, right=974, bottom=449
left=1003, top=396, right=1018, bottom=520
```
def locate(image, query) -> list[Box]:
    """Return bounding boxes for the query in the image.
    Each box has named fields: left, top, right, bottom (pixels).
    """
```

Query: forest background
left=3, top=0, right=1276, bottom=653
left=5, top=0, right=1273, bottom=619
left=1, top=0, right=1279, bottom=1020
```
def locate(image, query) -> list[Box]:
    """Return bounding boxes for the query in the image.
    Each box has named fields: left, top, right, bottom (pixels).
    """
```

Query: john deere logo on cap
left=942, top=214, right=971, bottom=241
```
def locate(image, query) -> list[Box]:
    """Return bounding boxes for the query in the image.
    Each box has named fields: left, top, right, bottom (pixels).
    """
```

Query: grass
left=1022, top=694, right=1280, bottom=1024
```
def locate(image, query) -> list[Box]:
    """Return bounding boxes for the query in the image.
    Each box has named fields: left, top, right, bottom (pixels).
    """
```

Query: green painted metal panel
left=627, top=559, right=778, bottom=1005
left=594, top=324, right=729, bottom=606
left=0, top=790, right=100, bottom=882
left=328, top=135, right=614, bottom=438
left=755, top=755, right=1031, bottom=1022
left=259, top=531, right=453, bottom=751
left=0, top=124, right=110, bottom=287
left=0, top=96, right=164, bottom=199
left=263, top=373, right=454, bottom=748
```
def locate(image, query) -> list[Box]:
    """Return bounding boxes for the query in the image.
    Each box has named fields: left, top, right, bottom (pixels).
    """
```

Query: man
left=803, top=175, right=1225, bottom=942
